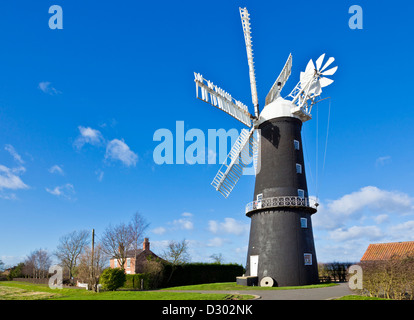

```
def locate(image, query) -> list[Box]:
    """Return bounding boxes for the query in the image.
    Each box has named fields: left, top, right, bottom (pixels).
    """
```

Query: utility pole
left=91, top=229, right=95, bottom=291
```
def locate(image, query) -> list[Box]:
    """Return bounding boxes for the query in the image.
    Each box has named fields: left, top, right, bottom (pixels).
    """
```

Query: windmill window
left=300, top=218, right=308, bottom=228
left=114, top=259, right=118, bottom=268
left=294, top=140, right=300, bottom=150
left=127, top=258, right=131, bottom=268
left=296, top=163, right=302, bottom=174
left=298, top=189, right=305, bottom=199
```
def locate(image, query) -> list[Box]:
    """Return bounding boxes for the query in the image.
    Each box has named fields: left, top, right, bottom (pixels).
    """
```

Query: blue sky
left=1, top=0, right=414, bottom=267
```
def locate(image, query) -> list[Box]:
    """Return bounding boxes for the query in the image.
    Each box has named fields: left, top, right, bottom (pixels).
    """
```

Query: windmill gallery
left=189, top=7, right=338, bottom=287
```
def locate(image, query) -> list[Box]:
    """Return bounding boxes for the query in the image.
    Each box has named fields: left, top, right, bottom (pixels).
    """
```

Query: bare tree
left=54, top=230, right=90, bottom=281
left=210, top=253, right=224, bottom=264
left=24, top=249, right=52, bottom=279
left=101, top=213, right=149, bottom=270
left=77, top=243, right=107, bottom=291
left=162, top=239, right=190, bottom=265
left=100, top=222, right=134, bottom=271
left=130, top=212, right=150, bottom=258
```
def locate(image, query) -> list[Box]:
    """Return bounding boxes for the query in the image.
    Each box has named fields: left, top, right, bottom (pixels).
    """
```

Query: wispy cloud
left=105, top=139, right=138, bottom=167
left=329, top=225, right=383, bottom=242
left=95, top=169, right=104, bottom=182
left=45, top=183, right=75, bottom=200
left=48, top=165, right=64, bottom=175
left=4, top=144, right=24, bottom=164
left=375, top=155, right=391, bottom=167
left=0, top=165, right=29, bottom=191
left=38, top=81, right=61, bottom=95
left=208, top=218, right=249, bottom=236
left=74, top=126, right=105, bottom=149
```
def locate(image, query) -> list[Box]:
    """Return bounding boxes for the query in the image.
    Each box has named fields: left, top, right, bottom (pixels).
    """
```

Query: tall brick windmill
left=193, top=7, right=337, bottom=286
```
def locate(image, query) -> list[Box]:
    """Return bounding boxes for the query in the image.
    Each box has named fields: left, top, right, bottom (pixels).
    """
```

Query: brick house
left=109, top=238, right=162, bottom=274
left=361, top=241, right=414, bottom=262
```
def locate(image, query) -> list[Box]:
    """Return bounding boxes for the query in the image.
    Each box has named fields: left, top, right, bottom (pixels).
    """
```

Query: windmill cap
left=258, top=97, right=301, bottom=125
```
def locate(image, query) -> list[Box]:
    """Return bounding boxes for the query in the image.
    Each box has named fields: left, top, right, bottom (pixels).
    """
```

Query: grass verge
left=0, top=281, right=254, bottom=300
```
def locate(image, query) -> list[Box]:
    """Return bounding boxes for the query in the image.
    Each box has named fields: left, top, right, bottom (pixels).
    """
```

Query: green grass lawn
left=162, top=282, right=338, bottom=291
left=0, top=281, right=254, bottom=300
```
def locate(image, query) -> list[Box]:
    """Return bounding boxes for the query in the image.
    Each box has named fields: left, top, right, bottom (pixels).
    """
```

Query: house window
left=304, top=253, right=312, bottom=265
left=298, top=189, right=305, bottom=199
left=114, top=259, right=117, bottom=268
left=296, top=163, right=302, bottom=174
left=127, top=258, right=131, bottom=268
left=294, top=140, right=300, bottom=150
left=300, top=218, right=308, bottom=228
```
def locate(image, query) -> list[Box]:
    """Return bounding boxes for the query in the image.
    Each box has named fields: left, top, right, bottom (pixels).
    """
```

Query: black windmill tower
left=193, top=7, right=337, bottom=286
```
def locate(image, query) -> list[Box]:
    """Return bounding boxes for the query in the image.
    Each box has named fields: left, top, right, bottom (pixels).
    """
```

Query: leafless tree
left=130, top=212, right=150, bottom=258
left=210, top=253, right=224, bottom=264
left=24, top=249, right=52, bottom=279
left=162, top=239, right=190, bottom=266
left=54, top=230, right=90, bottom=281
left=77, top=243, right=107, bottom=291
left=100, top=212, right=149, bottom=270
left=100, top=222, right=134, bottom=271
left=161, top=239, right=190, bottom=283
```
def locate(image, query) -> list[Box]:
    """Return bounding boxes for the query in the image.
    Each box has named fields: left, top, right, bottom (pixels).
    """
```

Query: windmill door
left=250, top=255, right=259, bottom=277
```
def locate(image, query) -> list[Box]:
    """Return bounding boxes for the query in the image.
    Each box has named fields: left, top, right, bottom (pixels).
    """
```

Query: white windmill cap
left=258, top=97, right=300, bottom=125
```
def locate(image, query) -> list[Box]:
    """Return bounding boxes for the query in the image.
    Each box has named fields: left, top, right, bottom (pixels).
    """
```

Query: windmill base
left=236, top=276, right=258, bottom=287
left=245, top=208, right=319, bottom=287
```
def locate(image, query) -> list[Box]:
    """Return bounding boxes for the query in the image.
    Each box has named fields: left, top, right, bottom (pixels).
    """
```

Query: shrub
left=99, top=268, right=126, bottom=291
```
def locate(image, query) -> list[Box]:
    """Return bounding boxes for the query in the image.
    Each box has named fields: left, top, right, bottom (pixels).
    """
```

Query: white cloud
left=374, top=214, right=389, bottom=224
left=0, top=165, right=29, bottom=191
left=388, top=221, right=414, bottom=240
left=328, top=186, right=411, bottom=215
left=38, top=81, right=61, bottom=95
left=152, top=227, right=167, bottom=235
left=105, top=139, right=138, bottom=167
left=49, top=165, right=64, bottom=175
left=5, top=145, right=24, bottom=164
left=172, top=218, right=194, bottom=231
left=329, top=225, right=383, bottom=242
left=313, top=186, right=414, bottom=230
left=208, top=218, right=249, bottom=236
left=207, top=237, right=229, bottom=247
left=46, top=183, right=75, bottom=200
left=74, top=126, right=105, bottom=149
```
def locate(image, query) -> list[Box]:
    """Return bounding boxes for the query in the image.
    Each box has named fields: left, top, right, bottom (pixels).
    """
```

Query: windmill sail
left=211, top=127, right=257, bottom=198
left=194, top=73, right=252, bottom=127
left=239, top=7, right=259, bottom=118
left=265, top=53, right=292, bottom=106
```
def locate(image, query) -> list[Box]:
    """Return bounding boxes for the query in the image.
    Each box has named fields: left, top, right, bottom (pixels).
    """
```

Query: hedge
left=122, top=263, right=244, bottom=289
left=160, top=263, right=244, bottom=288
left=124, top=273, right=152, bottom=290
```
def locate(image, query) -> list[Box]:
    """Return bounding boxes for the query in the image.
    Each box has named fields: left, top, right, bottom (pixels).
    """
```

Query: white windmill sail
left=211, top=127, right=257, bottom=198
left=194, top=73, right=252, bottom=127
left=239, top=7, right=259, bottom=118
left=265, top=53, right=292, bottom=106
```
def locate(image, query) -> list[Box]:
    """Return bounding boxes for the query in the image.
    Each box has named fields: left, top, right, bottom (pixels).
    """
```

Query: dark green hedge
left=122, top=263, right=244, bottom=289
left=160, top=263, right=244, bottom=288
left=124, top=273, right=152, bottom=290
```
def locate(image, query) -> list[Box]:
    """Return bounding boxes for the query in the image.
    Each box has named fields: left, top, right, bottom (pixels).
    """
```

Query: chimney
left=143, top=238, right=150, bottom=251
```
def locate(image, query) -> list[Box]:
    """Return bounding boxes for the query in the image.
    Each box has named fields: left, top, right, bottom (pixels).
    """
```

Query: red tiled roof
left=361, top=241, right=414, bottom=261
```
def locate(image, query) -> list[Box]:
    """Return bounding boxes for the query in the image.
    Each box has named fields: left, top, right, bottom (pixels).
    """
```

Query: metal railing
left=245, top=196, right=318, bottom=214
